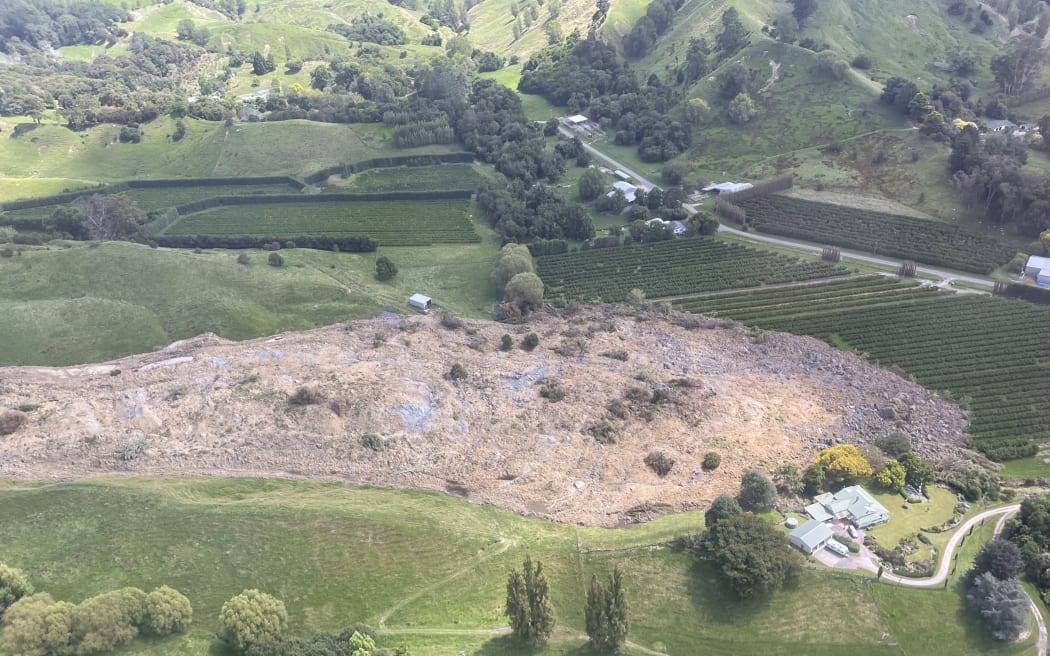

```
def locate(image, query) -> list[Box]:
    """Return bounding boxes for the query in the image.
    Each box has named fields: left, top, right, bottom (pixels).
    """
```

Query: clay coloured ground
left=0, top=309, right=967, bottom=526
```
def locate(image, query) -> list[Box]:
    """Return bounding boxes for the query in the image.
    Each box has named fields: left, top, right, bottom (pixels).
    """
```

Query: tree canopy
left=219, top=590, right=288, bottom=654
left=967, top=572, right=1029, bottom=641
left=709, top=513, right=803, bottom=598
left=738, top=469, right=778, bottom=512
left=585, top=568, right=629, bottom=656
left=814, top=445, right=872, bottom=487
left=505, top=556, right=555, bottom=647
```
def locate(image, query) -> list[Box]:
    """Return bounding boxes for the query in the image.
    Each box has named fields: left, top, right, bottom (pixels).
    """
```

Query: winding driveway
left=863, top=504, right=1046, bottom=656
left=561, top=126, right=995, bottom=288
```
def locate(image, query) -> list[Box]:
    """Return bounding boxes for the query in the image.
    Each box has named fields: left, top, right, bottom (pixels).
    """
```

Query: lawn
left=998, top=455, right=1050, bottom=480
left=0, top=477, right=1030, bottom=656
left=858, top=487, right=957, bottom=550
left=0, top=238, right=499, bottom=366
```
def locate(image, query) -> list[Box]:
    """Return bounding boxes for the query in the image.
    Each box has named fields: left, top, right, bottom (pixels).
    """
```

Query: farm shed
left=408, top=294, right=432, bottom=311
left=1025, top=255, right=1050, bottom=287
left=702, top=182, right=754, bottom=194
left=789, top=519, right=834, bottom=554
left=609, top=181, right=637, bottom=203
left=566, top=114, right=589, bottom=124
left=613, top=170, right=632, bottom=181
left=806, top=485, right=889, bottom=529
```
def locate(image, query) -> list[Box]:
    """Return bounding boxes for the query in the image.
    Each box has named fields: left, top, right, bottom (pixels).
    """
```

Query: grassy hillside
left=0, top=117, right=462, bottom=203
left=0, top=478, right=1033, bottom=656
left=0, top=239, right=499, bottom=366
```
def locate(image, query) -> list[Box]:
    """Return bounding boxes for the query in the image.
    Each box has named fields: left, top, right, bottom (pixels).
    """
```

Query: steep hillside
left=0, top=310, right=968, bottom=526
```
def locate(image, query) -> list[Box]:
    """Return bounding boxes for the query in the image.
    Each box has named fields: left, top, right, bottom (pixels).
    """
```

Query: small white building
left=613, top=170, right=632, bottom=181
left=608, top=181, right=637, bottom=203
left=1025, top=255, right=1050, bottom=287
left=566, top=114, right=589, bottom=125
left=408, top=294, right=432, bottom=311
left=702, top=182, right=754, bottom=194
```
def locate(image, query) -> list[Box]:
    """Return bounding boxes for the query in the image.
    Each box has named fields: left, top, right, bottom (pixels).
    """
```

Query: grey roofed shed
left=789, top=519, right=834, bottom=554
left=408, top=294, right=432, bottom=310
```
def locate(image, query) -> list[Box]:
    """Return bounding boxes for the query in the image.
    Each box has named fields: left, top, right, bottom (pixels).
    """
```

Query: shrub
left=446, top=363, right=468, bottom=380
left=361, top=433, right=386, bottom=451
left=500, top=334, right=513, bottom=351
left=538, top=379, right=566, bottom=402
left=143, top=586, right=192, bottom=636
left=875, top=432, right=912, bottom=457
left=375, top=255, right=398, bottom=281
left=0, top=564, right=33, bottom=615
left=120, top=441, right=145, bottom=461
left=289, top=386, right=324, bottom=405
left=0, top=248, right=13, bottom=258
left=72, top=587, right=147, bottom=653
left=851, top=53, right=873, bottom=69
left=439, top=311, right=464, bottom=330
left=521, top=333, right=539, bottom=351
left=236, top=253, right=250, bottom=265
left=219, top=590, right=287, bottom=654
left=268, top=252, right=284, bottom=267
left=587, top=421, right=617, bottom=444
left=644, top=451, right=675, bottom=476
left=702, top=452, right=721, bottom=470
left=0, top=410, right=28, bottom=436
left=738, top=469, right=778, bottom=512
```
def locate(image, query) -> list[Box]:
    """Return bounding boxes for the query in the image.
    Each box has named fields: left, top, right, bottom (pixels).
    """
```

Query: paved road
left=562, top=126, right=995, bottom=289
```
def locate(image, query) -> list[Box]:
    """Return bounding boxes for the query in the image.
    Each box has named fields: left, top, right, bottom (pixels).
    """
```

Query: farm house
left=608, top=181, right=637, bottom=203
left=408, top=294, right=432, bottom=311
left=806, top=486, right=889, bottom=529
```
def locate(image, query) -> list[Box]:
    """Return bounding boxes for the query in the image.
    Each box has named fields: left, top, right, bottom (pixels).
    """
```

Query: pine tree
left=585, top=567, right=629, bottom=655
left=505, top=556, right=555, bottom=646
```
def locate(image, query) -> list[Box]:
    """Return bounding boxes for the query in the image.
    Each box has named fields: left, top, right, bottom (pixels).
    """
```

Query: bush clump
left=267, top=252, right=284, bottom=267
left=500, top=334, right=514, bottom=351
left=538, top=379, right=566, bottom=402
left=289, top=386, right=324, bottom=406
left=361, top=434, right=386, bottom=451
left=644, top=451, right=675, bottom=476
left=446, top=363, right=468, bottom=381
left=521, top=333, right=539, bottom=351
left=0, top=410, right=28, bottom=436
left=702, top=451, right=722, bottom=470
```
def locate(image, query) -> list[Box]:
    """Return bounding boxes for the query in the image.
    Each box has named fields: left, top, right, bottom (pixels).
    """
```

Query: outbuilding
left=566, top=114, right=589, bottom=125
left=702, top=181, right=754, bottom=194
left=789, top=519, right=835, bottom=555
left=408, top=294, right=432, bottom=311
left=1025, top=255, right=1050, bottom=287
left=609, top=180, right=638, bottom=203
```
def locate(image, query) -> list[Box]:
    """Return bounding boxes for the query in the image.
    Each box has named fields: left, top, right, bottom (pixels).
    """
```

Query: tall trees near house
left=705, top=493, right=743, bottom=528
left=585, top=568, right=628, bottom=655
left=505, top=556, right=555, bottom=647
left=814, top=445, right=872, bottom=488
left=991, top=34, right=1045, bottom=96
left=578, top=168, right=605, bottom=201
left=738, top=469, right=778, bottom=511
left=967, top=572, right=1029, bottom=640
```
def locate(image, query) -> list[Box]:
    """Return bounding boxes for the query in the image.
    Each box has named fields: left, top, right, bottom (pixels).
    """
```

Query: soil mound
left=0, top=310, right=968, bottom=526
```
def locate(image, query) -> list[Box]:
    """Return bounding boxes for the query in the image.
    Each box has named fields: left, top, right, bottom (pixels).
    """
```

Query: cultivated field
left=334, top=164, right=482, bottom=193
left=163, top=198, right=480, bottom=246
left=0, top=478, right=1030, bottom=656
left=536, top=238, right=849, bottom=301
left=122, top=183, right=302, bottom=211
left=733, top=194, right=1017, bottom=274
left=676, top=277, right=1050, bottom=462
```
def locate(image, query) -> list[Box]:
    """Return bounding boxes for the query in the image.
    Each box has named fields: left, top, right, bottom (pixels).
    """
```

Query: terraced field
left=536, top=238, right=849, bottom=301
left=733, top=195, right=1017, bottom=274
left=675, top=276, right=1050, bottom=461
left=162, top=198, right=479, bottom=246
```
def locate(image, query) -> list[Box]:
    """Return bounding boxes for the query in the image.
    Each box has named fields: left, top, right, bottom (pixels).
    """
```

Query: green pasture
left=0, top=238, right=499, bottom=366
left=478, top=68, right=561, bottom=122
left=0, top=118, right=461, bottom=203
left=0, top=477, right=1033, bottom=656
left=331, top=164, right=483, bottom=193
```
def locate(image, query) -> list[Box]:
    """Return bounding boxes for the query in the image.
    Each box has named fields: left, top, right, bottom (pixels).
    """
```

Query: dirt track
left=0, top=309, right=969, bottom=526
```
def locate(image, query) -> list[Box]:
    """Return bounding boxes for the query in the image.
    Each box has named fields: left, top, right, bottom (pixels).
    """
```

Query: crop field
left=536, top=238, right=849, bottom=301
left=675, top=276, right=1050, bottom=462
left=734, top=195, right=1017, bottom=274
left=121, top=183, right=301, bottom=211
left=337, top=164, right=482, bottom=193
left=0, top=477, right=1031, bottom=656
left=163, top=198, right=479, bottom=246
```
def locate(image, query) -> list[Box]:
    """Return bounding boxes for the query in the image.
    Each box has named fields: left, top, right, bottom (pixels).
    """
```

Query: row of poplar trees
left=505, top=556, right=629, bottom=654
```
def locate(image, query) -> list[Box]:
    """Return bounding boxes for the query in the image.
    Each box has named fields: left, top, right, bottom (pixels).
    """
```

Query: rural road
left=560, top=125, right=995, bottom=289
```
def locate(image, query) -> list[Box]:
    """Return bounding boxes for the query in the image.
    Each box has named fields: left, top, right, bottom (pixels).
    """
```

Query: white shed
left=1025, top=255, right=1050, bottom=287
left=408, top=294, right=432, bottom=311
left=566, top=114, right=589, bottom=124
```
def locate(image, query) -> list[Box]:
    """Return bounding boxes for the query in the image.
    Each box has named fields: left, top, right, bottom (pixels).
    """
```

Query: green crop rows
left=675, top=276, right=1050, bottom=460
left=535, top=238, right=849, bottom=301
left=735, top=195, right=1016, bottom=274
left=162, top=199, right=479, bottom=246
left=339, top=164, right=481, bottom=193
left=121, top=184, right=300, bottom=211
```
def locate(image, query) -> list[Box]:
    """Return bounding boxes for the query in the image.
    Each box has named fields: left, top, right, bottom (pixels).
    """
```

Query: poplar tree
left=585, top=567, right=629, bottom=655
left=505, top=556, right=555, bottom=646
